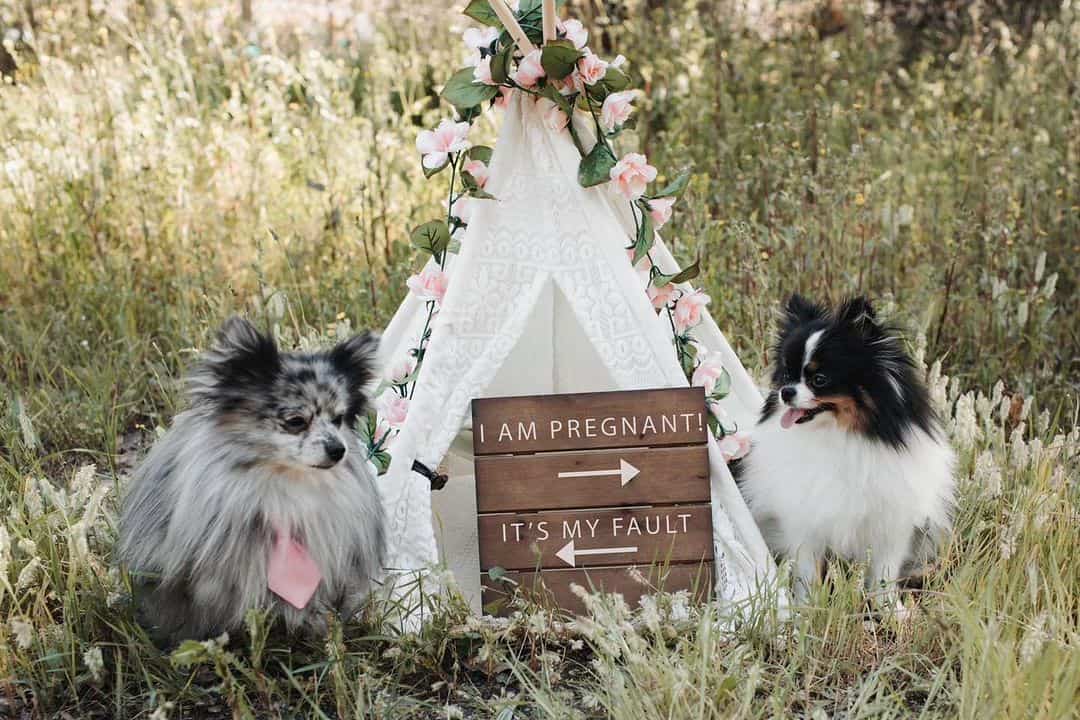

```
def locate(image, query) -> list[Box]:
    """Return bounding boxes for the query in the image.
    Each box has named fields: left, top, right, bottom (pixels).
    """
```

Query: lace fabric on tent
left=377, top=94, right=774, bottom=608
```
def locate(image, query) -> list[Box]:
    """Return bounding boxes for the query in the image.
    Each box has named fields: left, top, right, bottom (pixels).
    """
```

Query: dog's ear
left=779, top=294, right=827, bottom=336
left=189, top=317, right=280, bottom=404
left=329, top=332, right=380, bottom=412
left=835, top=296, right=879, bottom=336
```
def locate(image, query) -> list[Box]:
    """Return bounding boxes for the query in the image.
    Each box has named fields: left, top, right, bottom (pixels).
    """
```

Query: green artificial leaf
left=651, top=168, right=692, bottom=198
left=632, top=204, right=654, bottom=265
left=602, top=66, right=631, bottom=92
left=578, top=142, right=617, bottom=187
left=679, top=338, right=699, bottom=377
left=468, top=145, right=494, bottom=164
left=651, top=255, right=701, bottom=287
left=410, top=220, right=451, bottom=257
left=488, top=566, right=509, bottom=582
left=441, top=67, right=499, bottom=110
left=515, top=0, right=547, bottom=45
left=711, top=366, right=732, bottom=399
left=371, top=450, right=392, bottom=475
left=490, top=43, right=513, bottom=85
left=463, top=0, right=501, bottom=27
left=541, top=40, right=583, bottom=81
left=469, top=187, right=497, bottom=200
left=539, top=82, right=573, bottom=114
left=462, top=146, right=494, bottom=190
left=422, top=158, right=448, bottom=178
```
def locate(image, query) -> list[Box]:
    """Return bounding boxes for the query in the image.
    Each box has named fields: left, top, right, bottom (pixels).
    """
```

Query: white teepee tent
left=374, top=84, right=776, bottom=612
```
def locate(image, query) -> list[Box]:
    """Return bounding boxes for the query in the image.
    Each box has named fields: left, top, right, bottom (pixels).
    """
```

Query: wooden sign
left=471, top=388, right=713, bottom=616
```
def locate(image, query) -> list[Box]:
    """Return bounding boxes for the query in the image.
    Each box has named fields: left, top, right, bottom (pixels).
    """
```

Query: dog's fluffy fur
left=118, top=317, right=386, bottom=642
left=737, top=295, right=955, bottom=611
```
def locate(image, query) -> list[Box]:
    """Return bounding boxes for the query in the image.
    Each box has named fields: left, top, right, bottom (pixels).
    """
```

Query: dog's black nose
left=325, top=440, right=346, bottom=462
left=780, top=386, right=797, bottom=403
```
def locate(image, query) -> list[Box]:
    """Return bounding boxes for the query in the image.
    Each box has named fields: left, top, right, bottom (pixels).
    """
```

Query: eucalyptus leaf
left=577, top=142, right=617, bottom=187
left=541, top=40, right=582, bottom=81
left=652, top=168, right=692, bottom=198
left=441, top=67, right=499, bottom=110
left=463, top=0, right=501, bottom=27
left=410, top=220, right=451, bottom=257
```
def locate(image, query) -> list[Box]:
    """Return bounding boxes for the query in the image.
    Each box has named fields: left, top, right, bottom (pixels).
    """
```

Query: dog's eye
left=283, top=415, right=309, bottom=433
left=810, top=373, right=829, bottom=389
left=331, top=414, right=344, bottom=427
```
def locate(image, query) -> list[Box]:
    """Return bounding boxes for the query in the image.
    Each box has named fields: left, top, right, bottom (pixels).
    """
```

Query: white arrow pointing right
left=557, top=458, right=640, bottom=486
left=555, top=540, right=639, bottom=568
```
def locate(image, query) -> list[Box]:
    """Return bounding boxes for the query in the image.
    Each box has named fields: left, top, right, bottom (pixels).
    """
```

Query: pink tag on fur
left=267, top=524, right=322, bottom=610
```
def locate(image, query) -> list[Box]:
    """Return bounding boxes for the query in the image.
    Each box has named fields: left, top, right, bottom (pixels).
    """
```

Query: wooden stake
left=489, top=0, right=536, bottom=54
left=542, top=0, right=557, bottom=44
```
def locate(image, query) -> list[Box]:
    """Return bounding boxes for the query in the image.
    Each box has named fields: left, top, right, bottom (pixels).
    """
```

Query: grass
left=0, top=0, right=1078, bottom=717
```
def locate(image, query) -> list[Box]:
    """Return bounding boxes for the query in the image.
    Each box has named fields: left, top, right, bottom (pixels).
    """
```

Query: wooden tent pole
left=489, top=0, right=536, bottom=54
left=542, top=0, right=557, bottom=44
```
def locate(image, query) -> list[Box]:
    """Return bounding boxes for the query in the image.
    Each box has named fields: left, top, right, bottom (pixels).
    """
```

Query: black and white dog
left=119, top=317, right=386, bottom=642
left=737, top=295, right=955, bottom=614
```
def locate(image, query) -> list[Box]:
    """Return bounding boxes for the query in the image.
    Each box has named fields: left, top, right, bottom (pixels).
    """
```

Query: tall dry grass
left=0, top=0, right=1077, bottom=717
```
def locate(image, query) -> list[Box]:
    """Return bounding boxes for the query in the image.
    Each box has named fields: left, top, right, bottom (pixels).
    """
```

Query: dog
left=118, top=317, right=386, bottom=642
left=736, top=295, right=955, bottom=614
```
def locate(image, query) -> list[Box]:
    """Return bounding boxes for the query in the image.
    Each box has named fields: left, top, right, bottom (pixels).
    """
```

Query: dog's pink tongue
left=780, top=408, right=807, bottom=429
left=267, top=523, right=322, bottom=610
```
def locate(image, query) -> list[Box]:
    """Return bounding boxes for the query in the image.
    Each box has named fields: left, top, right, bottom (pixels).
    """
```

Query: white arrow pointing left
left=555, top=540, right=639, bottom=568
left=557, top=459, right=640, bottom=486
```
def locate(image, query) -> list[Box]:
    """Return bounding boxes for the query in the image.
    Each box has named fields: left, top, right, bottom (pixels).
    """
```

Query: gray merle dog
left=118, top=317, right=386, bottom=643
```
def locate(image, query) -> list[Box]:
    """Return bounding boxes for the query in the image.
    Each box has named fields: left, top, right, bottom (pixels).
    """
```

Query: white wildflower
left=1036, top=409, right=1050, bottom=436
left=1010, top=426, right=1030, bottom=469
left=1019, top=612, right=1050, bottom=665
left=23, top=479, right=44, bottom=520
left=83, top=645, right=105, bottom=682
left=10, top=617, right=34, bottom=649
left=445, top=705, right=464, bottom=720
left=15, top=396, right=39, bottom=450
left=1041, top=272, right=1057, bottom=298
left=669, top=590, right=691, bottom=622
left=71, top=464, right=97, bottom=505
left=149, top=702, right=175, bottom=720
left=637, top=595, right=662, bottom=631
left=896, top=204, right=914, bottom=226
left=0, top=524, right=9, bottom=577
left=972, top=450, right=1002, bottom=499
left=999, top=511, right=1020, bottom=560
left=16, top=557, right=41, bottom=591
left=952, top=393, right=980, bottom=451
left=17, top=537, right=36, bottom=555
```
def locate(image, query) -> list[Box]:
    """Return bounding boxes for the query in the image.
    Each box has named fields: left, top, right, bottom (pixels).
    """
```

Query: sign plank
left=471, top=387, right=707, bottom=455
left=477, top=504, right=713, bottom=571
left=481, top=564, right=712, bottom=617
left=474, top=445, right=710, bottom=513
